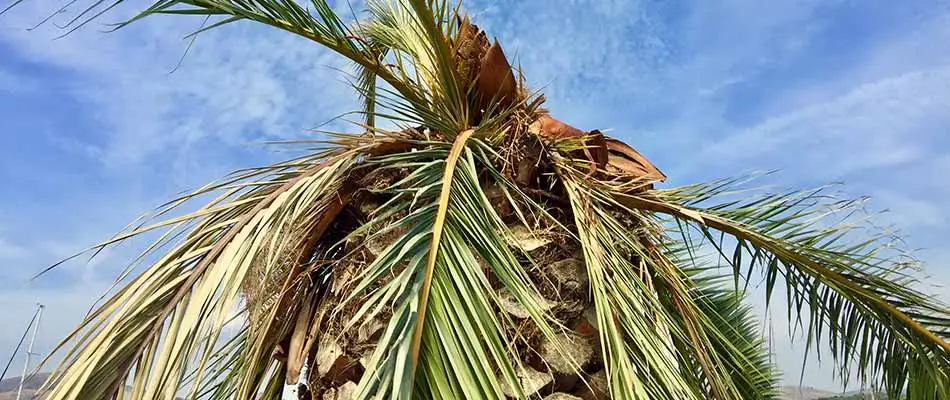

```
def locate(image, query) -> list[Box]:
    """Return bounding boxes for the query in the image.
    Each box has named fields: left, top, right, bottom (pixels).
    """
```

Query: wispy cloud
left=2, top=2, right=359, bottom=173
left=685, top=66, right=950, bottom=179
left=0, top=236, right=28, bottom=260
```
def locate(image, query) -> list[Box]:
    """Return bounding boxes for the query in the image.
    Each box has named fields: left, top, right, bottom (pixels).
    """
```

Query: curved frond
left=43, top=152, right=360, bottom=399
left=615, top=180, right=950, bottom=397
left=562, top=175, right=701, bottom=399
left=673, top=245, right=781, bottom=398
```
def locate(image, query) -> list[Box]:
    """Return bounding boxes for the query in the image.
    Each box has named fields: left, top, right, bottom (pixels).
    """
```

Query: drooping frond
left=45, top=153, right=356, bottom=398
left=612, top=178, right=950, bottom=397
left=560, top=169, right=782, bottom=399
left=670, top=242, right=781, bottom=398
left=36, top=135, right=420, bottom=399
left=561, top=174, right=701, bottom=399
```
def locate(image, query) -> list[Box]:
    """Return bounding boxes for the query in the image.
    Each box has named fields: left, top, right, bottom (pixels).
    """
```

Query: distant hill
left=0, top=374, right=189, bottom=400
left=0, top=373, right=50, bottom=400
left=781, top=385, right=837, bottom=400
left=780, top=385, right=890, bottom=400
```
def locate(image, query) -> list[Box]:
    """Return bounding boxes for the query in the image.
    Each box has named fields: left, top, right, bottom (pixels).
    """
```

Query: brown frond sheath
left=527, top=115, right=665, bottom=186
left=452, top=16, right=663, bottom=186
left=528, top=115, right=607, bottom=172
left=603, top=137, right=666, bottom=182
left=452, top=17, right=665, bottom=188
left=452, top=17, right=518, bottom=124
left=452, top=15, right=488, bottom=93
left=475, top=40, right=518, bottom=113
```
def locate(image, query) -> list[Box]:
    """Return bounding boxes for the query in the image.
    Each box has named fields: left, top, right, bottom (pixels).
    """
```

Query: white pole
left=16, top=304, right=43, bottom=400
left=282, top=357, right=309, bottom=400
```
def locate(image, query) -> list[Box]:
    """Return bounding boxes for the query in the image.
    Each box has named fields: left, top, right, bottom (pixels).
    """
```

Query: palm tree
left=7, top=1, right=950, bottom=399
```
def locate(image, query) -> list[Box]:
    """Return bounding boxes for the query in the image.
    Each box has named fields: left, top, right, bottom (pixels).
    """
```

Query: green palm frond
left=40, top=0, right=464, bottom=131
left=562, top=175, right=701, bottom=399
left=690, top=278, right=780, bottom=399
left=672, top=243, right=780, bottom=398
left=612, top=178, right=950, bottom=397
left=363, top=0, right=464, bottom=116
left=561, top=171, right=780, bottom=399
left=354, top=42, right=386, bottom=128
left=335, top=133, right=574, bottom=399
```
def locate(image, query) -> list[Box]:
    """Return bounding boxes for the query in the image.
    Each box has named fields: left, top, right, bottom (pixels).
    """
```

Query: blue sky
left=1, top=0, right=949, bottom=392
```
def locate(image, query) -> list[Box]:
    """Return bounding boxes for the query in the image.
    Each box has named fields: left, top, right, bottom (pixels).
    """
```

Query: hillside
left=0, top=373, right=49, bottom=400
left=780, top=385, right=891, bottom=400
left=780, top=385, right=836, bottom=400
left=0, top=374, right=191, bottom=400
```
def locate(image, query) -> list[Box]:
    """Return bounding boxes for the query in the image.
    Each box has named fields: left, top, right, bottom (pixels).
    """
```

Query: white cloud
left=679, top=66, right=950, bottom=180
left=0, top=237, right=28, bottom=260
left=1, top=2, right=359, bottom=173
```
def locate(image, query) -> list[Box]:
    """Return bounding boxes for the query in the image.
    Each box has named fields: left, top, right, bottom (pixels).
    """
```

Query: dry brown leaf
left=604, top=137, right=666, bottom=182
left=286, top=291, right=317, bottom=384
left=475, top=40, right=518, bottom=112
left=530, top=115, right=608, bottom=173
left=453, top=16, right=488, bottom=93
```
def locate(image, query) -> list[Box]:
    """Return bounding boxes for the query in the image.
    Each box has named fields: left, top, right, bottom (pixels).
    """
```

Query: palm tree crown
left=6, top=1, right=950, bottom=399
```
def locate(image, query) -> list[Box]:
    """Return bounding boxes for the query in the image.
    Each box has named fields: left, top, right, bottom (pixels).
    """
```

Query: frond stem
left=615, top=192, right=950, bottom=354
left=409, top=128, right=474, bottom=384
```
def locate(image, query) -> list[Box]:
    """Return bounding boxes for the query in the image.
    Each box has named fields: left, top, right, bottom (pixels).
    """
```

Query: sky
left=1, top=0, right=949, bottom=393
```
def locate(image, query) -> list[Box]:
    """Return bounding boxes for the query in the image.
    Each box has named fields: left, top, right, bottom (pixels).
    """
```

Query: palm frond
left=560, top=168, right=786, bottom=399
left=671, top=244, right=781, bottom=398
left=43, top=152, right=358, bottom=399
left=10, top=0, right=478, bottom=128
left=33, top=134, right=412, bottom=399
left=690, top=279, right=780, bottom=398
left=613, top=179, right=950, bottom=397
left=336, top=134, right=574, bottom=399
left=361, top=0, right=468, bottom=133
left=562, top=175, right=703, bottom=399
left=354, top=43, right=387, bottom=128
